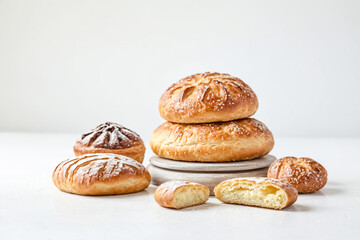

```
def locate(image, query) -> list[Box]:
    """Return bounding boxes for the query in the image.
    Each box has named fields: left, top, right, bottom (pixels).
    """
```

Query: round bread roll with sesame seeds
left=150, top=118, right=274, bottom=162
left=267, top=157, right=327, bottom=193
left=159, top=72, right=258, bottom=123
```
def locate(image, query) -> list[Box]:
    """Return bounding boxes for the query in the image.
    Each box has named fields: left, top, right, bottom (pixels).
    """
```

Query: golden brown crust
left=74, top=142, right=145, bottom=163
left=159, top=72, right=258, bottom=123
left=150, top=118, right=274, bottom=162
left=267, top=157, right=328, bottom=193
left=214, top=177, right=298, bottom=209
left=154, top=181, right=210, bottom=209
left=73, top=122, right=146, bottom=163
left=52, top=153, right=151, bottom=195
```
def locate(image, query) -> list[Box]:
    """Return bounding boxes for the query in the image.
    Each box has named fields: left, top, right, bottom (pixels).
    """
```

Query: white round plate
left=147, top=164, right=269, bottom=195
left=149, top=155, right=276, bottom=172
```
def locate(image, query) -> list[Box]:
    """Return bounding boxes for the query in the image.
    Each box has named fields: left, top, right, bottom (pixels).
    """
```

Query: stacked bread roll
left=150, top=72, right=274, bottom=162
left=52, top=122, right=151, bottom=196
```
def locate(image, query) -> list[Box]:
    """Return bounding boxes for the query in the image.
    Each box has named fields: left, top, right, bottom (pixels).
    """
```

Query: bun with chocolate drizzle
left=74, top=122, right=146, bottom=163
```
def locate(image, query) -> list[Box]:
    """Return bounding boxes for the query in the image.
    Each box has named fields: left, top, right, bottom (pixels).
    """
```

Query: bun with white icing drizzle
left=159, top=72, right=258, bottom=123
left=214, top=177, right=298, bottom=210
left=150, top=118, right=274, bottom=162
left=154, top=180, right=210, bottom=209
left=74, top=122, right=146, bottom=163
left=52, top=153, right=151, bottom=195
left=267, top=157, right=327, bottom=193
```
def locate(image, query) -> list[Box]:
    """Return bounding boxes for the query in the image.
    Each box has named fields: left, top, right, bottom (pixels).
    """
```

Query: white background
left=1, top=2, right=360, bottom=239
left=1, top=0, right=359, bottom=141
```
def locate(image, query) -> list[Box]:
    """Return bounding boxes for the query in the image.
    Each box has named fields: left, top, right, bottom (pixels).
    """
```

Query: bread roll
left=159, top=72, right=258, bottom=123
left=150, top=118, right=274, bottom=162
left=74, top=122, right=146, bottom=163
left=214, top=177, right=298, bottom=210
left=267, top=156, right=327, bottom=193
left=52, top=153, right=151, bottom=195
left=154, top=181, right=210, bottom=209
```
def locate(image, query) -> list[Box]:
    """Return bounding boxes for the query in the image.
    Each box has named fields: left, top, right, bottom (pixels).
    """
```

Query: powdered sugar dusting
left=56, top=153, right=146, bottom=185
left=221, top=177, right=293, bottom=188
left=78, top=122, right=141, bottom=149
left=159, top=180, right=200, bottom=192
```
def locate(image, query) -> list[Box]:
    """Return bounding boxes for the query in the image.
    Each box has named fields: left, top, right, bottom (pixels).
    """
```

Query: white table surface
left=0, top=133, right=359, bottom=240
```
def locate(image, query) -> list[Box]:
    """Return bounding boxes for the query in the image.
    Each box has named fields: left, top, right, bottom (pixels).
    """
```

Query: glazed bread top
left=76, top=122, right=143, bottom=149
left=267, top=156, right=328, bottom=193
left=159, top=72, right=258, bottom=123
